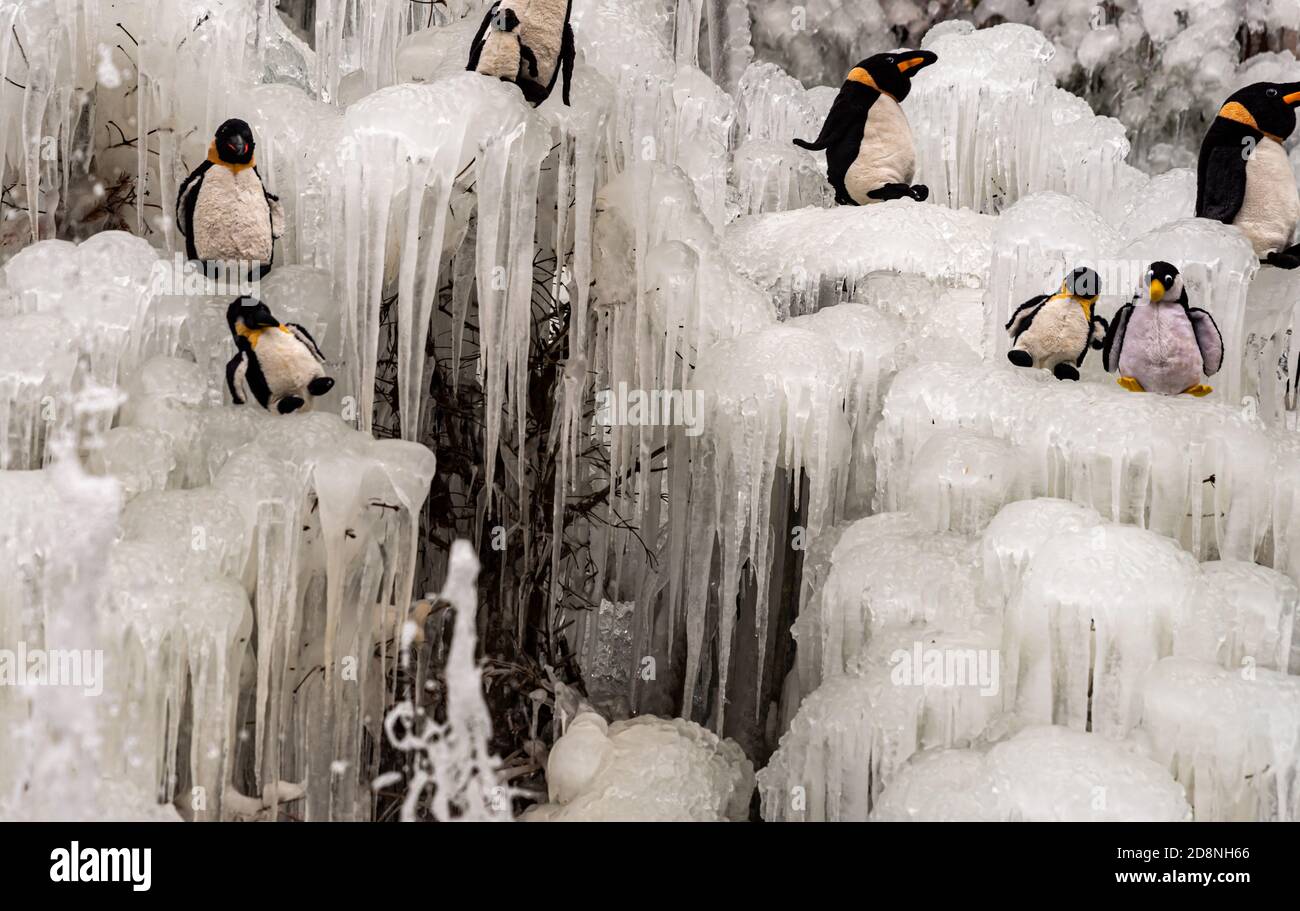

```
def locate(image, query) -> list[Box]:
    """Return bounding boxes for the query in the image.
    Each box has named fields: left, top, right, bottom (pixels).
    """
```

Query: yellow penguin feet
left=1116, top=376, right=1145, bottom=393
left=1181, top=383, right=1212, bottom=397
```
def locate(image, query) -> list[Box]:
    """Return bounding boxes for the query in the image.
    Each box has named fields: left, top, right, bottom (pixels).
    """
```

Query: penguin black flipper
left=176, top=161, right=213, bottom=262
left=227, top=338, right=274, bottom=408
left=466, top=1, right=500, bottom=72
left=521, top=43, right=539, bottom=80
left=225, top=351, right=247, bottom=405
left=794, top=91, right=874, bottom=152
left=1005, top=294, right=1050, bottom=341
left=286, top=323, right=326, bottom=364
left=559, top=22, right=575, bottom=107
left=1076, top=314, right=1110, bottom=366
left=1103, top=302, right=1134, bottom=374
left=1196, top=139, right=1249, bottom=224
left=1187, top=307, right=1224, bottom=376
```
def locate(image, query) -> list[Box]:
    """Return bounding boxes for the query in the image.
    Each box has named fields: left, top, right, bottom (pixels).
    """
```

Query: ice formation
left=2, top=0, right=1300, bottom=825
left=523, top=713, right=754, bottom=821
left=871, top=726, right=1192, bottom=822
left=1139, top=658, right=1300, bottom=821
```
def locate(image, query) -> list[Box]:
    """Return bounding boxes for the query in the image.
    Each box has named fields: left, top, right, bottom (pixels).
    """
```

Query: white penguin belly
left=1234, top=138, right=1300, bottom=256
left=478, top=31, right=522, bottom=79
left=1017, top=298, right=1089, bottom=367
left=193, top=166, right=274, bottom=263
left=844, top=95, right=915, bottom=205
left=255, top=329, right=323, bottom=396
left=519, top=0, right=566, bottom=88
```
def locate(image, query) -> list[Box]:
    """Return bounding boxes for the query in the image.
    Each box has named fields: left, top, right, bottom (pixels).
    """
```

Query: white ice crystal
left=523, top=713, right=754, bottom=821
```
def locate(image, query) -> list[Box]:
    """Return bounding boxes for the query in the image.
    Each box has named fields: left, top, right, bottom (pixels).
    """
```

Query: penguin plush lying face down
left=1196, top=82, right=1300, bottom=267
left=468, top=0, right=575, bottom=107
left=177, top=119, right=285, bottom=277
left=793, top=50, right=938, bottom=206
left=470, top=4, right=539, bottom=83
left=1005, top=266, right=1108, bottom=381
left=1104, top=263, right=1224, bottom=397
left=225, top=297, right=334, bottom=415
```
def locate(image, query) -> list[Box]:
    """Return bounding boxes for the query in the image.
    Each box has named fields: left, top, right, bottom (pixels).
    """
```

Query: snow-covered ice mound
left=523, top=713, right=754, bottom=821
left=724, top=200, right=995, bottom=316
left=761, top=619, right=1003, bottom=822
left=1176, top=561, right=1298, bottom=674
left=871, top=726, right=1191, bottom=822
left=981, top=498, right=1103, bottom=604
left=903, top=430, right=1026, bottom=534
left=1139, top=658, right=1300, bottom=821
left=1004, top=524, right=1200, bottom=738
left=875, top=360, right=1288, bottom=568
left=806, top=512, right=983, bottom=686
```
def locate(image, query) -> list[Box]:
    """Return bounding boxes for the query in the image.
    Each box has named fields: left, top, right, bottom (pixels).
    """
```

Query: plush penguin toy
left=468, top=0, right=575, bottom=107
left=793, top=49, right=938, bottom=206
left=1104, top=263, right=1224, bottom=397
left=225, top=297, right=334, bottom=415
left=1005, top=266, right=1109, bottom=381
left=470, top=3, right=539, bottom=83
left=1196, top=81, right=1300, bottom=267
left=177, top=119, right=285, bottom=277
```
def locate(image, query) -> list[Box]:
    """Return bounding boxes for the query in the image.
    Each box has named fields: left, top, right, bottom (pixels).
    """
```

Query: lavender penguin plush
left=1104, top=262, right=1224, bottom=397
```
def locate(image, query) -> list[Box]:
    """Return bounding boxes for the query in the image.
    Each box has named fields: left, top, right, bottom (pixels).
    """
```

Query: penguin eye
left=1165, top=275, right=1173, bottom=284
left=1268, top=88, right=1279, bottom=97
left=885, top=56, right=894, bottom=63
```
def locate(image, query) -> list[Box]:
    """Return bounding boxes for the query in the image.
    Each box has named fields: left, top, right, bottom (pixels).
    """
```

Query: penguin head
left=491, top=7, right=521, bottom=33
left=846, top=49, right=938, bottom=102
left=214, top=119, right=256, bottom=165
left=1061, top=266, right=1101, bottom=301
left=1143, top=262, right=1185, bottom=305
left=227, top=296, right=279, bottom=334
left=1217, top=82, right=1300, bottom=140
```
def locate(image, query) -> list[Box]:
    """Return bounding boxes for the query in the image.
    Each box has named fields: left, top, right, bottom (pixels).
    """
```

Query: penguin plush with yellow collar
left=1005, top=266, right=1108, bottom=381
left=177, top=119, right=285, bottom=277
left=1196, top=82, right=1300, bottom=268
left=225, top=297, right=334, bottom=415
left=794, top=50, right=938, bottom=205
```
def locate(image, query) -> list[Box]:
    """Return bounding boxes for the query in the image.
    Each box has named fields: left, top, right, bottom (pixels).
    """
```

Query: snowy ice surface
left=523, top=713, right=754, bottom=821
left=1140, top=657, right=1300, bottom=821
left=871, top=726, right=1191, bottom=822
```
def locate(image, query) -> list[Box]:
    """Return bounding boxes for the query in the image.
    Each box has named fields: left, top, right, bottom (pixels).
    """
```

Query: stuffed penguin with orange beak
left=794, top=50, right=938, bottom=206
left=1196, top=81, right=1300, bottom=268
left=176, top=119, right=285, bottom=277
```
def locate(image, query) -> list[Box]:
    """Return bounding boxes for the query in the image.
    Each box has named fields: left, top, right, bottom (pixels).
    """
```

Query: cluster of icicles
left=2, top=0, right=1300, bottom=822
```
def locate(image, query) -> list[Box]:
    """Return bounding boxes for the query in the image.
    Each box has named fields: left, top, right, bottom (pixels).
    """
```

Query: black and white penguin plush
left=469, top=3, right=540, bottom=84
left=1196, top=81, right=1300, bottom=268
left=225, top=297, right=334, bottom=415
left=793, top=49, right=938, bottom=206
left=1005, top=266, right=1109, bottom=381
left=468, top=0, right=575, bottom=107
left=177, top=119, right=285, bottom=277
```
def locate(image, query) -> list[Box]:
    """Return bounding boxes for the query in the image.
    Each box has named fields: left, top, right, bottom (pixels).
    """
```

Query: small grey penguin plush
left=1104, top=262, right=1224, bottom=397
left=177, top=119, right=285, bottom=277
left=225, top=297, right=334, bottom=415
left=1005, top=266, right=1109, bottom=381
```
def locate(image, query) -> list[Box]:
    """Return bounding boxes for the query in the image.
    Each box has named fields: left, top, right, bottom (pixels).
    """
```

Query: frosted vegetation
left=0, top=0, right=1298, bottom=822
